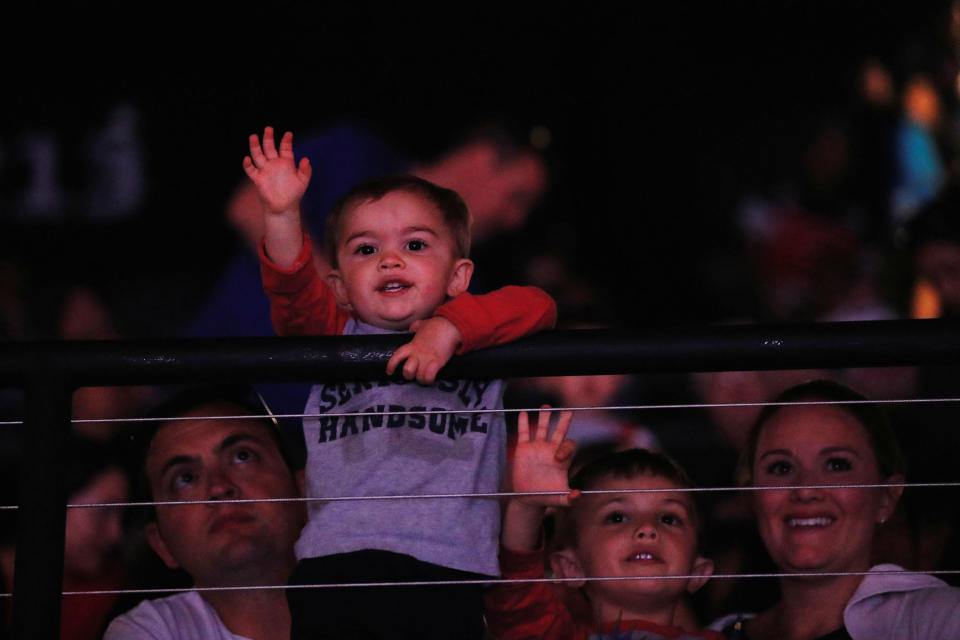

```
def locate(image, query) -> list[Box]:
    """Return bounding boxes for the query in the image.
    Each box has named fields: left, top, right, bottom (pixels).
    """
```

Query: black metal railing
left=6, top=318, right=960, bottom=639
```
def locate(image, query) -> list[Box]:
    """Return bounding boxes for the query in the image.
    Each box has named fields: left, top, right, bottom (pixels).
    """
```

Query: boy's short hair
left=569, top=448, right=696, bottom=495
left=556, top=448, right=702, bottom=549
left=324, top=174, right=472, bottom=268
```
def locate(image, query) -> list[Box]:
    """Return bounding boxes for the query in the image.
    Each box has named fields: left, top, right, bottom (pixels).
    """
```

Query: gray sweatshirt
left=295, top=318, right=506, bottom=577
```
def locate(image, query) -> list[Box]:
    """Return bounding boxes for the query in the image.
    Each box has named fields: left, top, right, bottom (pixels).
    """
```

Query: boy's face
left=553, top=473, right=712, bottom=621
left=328, top=190, right=473, bottom=330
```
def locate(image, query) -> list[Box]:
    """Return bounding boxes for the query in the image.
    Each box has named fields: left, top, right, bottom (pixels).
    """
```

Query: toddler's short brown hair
left=324, top=175, right=471, bottom=268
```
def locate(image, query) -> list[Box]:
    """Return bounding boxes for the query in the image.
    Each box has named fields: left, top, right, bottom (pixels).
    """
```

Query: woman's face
left=750, top=404, right=901, bottom=575
left=63, top=467, right=129, bottom=580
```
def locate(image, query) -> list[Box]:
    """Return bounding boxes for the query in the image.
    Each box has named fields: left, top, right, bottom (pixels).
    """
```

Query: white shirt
left=709, top=564, right=960, bottom=640
left=103, top=591, right=250, bottom=640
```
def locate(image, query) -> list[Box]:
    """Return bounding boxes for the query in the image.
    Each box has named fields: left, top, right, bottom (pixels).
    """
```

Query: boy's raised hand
left=500, top=406, right=578, bottom=552
left=512, top=407, right=579, bottom=508
left=386, top=317, right=461, bottom=385
left=243, top=126, right=312, bottom=215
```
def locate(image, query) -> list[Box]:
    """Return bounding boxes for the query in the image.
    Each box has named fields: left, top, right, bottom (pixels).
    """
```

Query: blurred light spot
left=529, top=125, right=551, bottom=150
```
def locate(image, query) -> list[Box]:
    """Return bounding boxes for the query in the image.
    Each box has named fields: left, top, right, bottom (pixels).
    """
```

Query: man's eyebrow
left=158, top=454, right=195, bottom=480
left=156, top=433, right=266, bottom=478
left=217, top=432, right=266, bottom=453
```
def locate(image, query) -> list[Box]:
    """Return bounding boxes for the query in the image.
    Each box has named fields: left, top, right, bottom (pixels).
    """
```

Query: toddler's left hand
left=386, top=317, right=462, bottom=385
left=243, top=127, right=312, bottom=215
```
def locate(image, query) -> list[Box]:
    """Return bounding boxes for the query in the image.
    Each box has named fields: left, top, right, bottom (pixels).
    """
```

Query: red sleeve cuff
left=499, top=546, right=548, bottom=579
left=435, top=286, right=557, bottom=355
left=259, top=233, right=316, bottom=295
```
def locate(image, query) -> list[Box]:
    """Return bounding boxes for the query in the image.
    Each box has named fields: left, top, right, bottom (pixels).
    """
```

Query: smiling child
left=244, top=127, right=556, bottom=639
left=486, top=409, right=723, bottom=639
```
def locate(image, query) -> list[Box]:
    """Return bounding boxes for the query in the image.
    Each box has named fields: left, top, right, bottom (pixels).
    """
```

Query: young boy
left=486, top=409, right=723, bottom=640
left=244, top=127, right=556, bottom=638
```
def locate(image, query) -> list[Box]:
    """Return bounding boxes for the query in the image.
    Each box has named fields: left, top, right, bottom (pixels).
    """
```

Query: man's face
left=145, top=403, right=305, bottom=587
left=329, top=190, right=472, bottom=330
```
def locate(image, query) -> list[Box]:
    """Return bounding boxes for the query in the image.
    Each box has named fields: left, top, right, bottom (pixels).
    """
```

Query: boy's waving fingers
left=279, top=131, right=295, bottom=158
left=534, top=404, right=552, bottom=440
left=242, top=155, right=257, bottom=178
left=262, top=126, right=279, bottom=158
left=516, top=411, right=530, bottom=442
left=550, top=410, right=574, bottom=443
left=298, top=157, right=312, bottom=181
left=248, top=133, right=266, bottom=168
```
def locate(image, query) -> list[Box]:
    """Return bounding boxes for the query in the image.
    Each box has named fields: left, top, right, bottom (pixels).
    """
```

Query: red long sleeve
left=259, top=234, right=351, bottom=336
left=484, top=548, right=726, bottom=640
left=484, top=547, right=585, bottom=640
left=436, top=286, right=556, bottom=354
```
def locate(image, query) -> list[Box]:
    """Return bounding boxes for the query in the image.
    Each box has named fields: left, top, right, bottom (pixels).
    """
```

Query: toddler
left=245, top=127, right=556, bottom=639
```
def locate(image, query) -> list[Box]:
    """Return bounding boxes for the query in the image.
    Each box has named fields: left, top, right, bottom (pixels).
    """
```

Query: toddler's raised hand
left=512, top=407, right=578, bottom=508
left=243, top=126, right=312, bottom=215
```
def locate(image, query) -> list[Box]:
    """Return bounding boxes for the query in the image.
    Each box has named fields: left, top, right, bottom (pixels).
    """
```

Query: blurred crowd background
left=5, top=5, right=960, bottom=334
left=3, top=3, right=960, bottom=637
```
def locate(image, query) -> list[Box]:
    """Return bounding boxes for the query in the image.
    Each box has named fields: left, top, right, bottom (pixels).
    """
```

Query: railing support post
left=12, top=376, right=71, bottom=640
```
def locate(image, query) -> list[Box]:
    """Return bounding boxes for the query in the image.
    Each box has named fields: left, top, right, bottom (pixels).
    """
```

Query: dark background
left=3, top=3, right=954, bottom=334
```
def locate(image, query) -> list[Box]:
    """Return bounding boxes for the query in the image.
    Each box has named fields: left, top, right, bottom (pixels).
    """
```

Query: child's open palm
left=512, top=407, right=578, bottom=508
left=243, top=126, right=312, bottom=214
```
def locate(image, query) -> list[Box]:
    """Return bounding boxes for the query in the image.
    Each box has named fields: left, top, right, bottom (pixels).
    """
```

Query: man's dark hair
left=324, top=174, right=471, bottom=268
left=132, top=384, right=295, bottom=515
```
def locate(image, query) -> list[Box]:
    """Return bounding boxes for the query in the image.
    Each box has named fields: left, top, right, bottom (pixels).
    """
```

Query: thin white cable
left=1, top=568, right=958, bottom=598
left=3, top=395, right=960, bottom=427
left=3, top=395, right=957, bottom=600
left=0, top=480, right=953, bottom=511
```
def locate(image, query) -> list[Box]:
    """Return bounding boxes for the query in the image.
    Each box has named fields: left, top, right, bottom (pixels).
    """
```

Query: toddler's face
left=568, top=474, right=705, bottom=612
left=330, top=191, right=471, bottom=330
